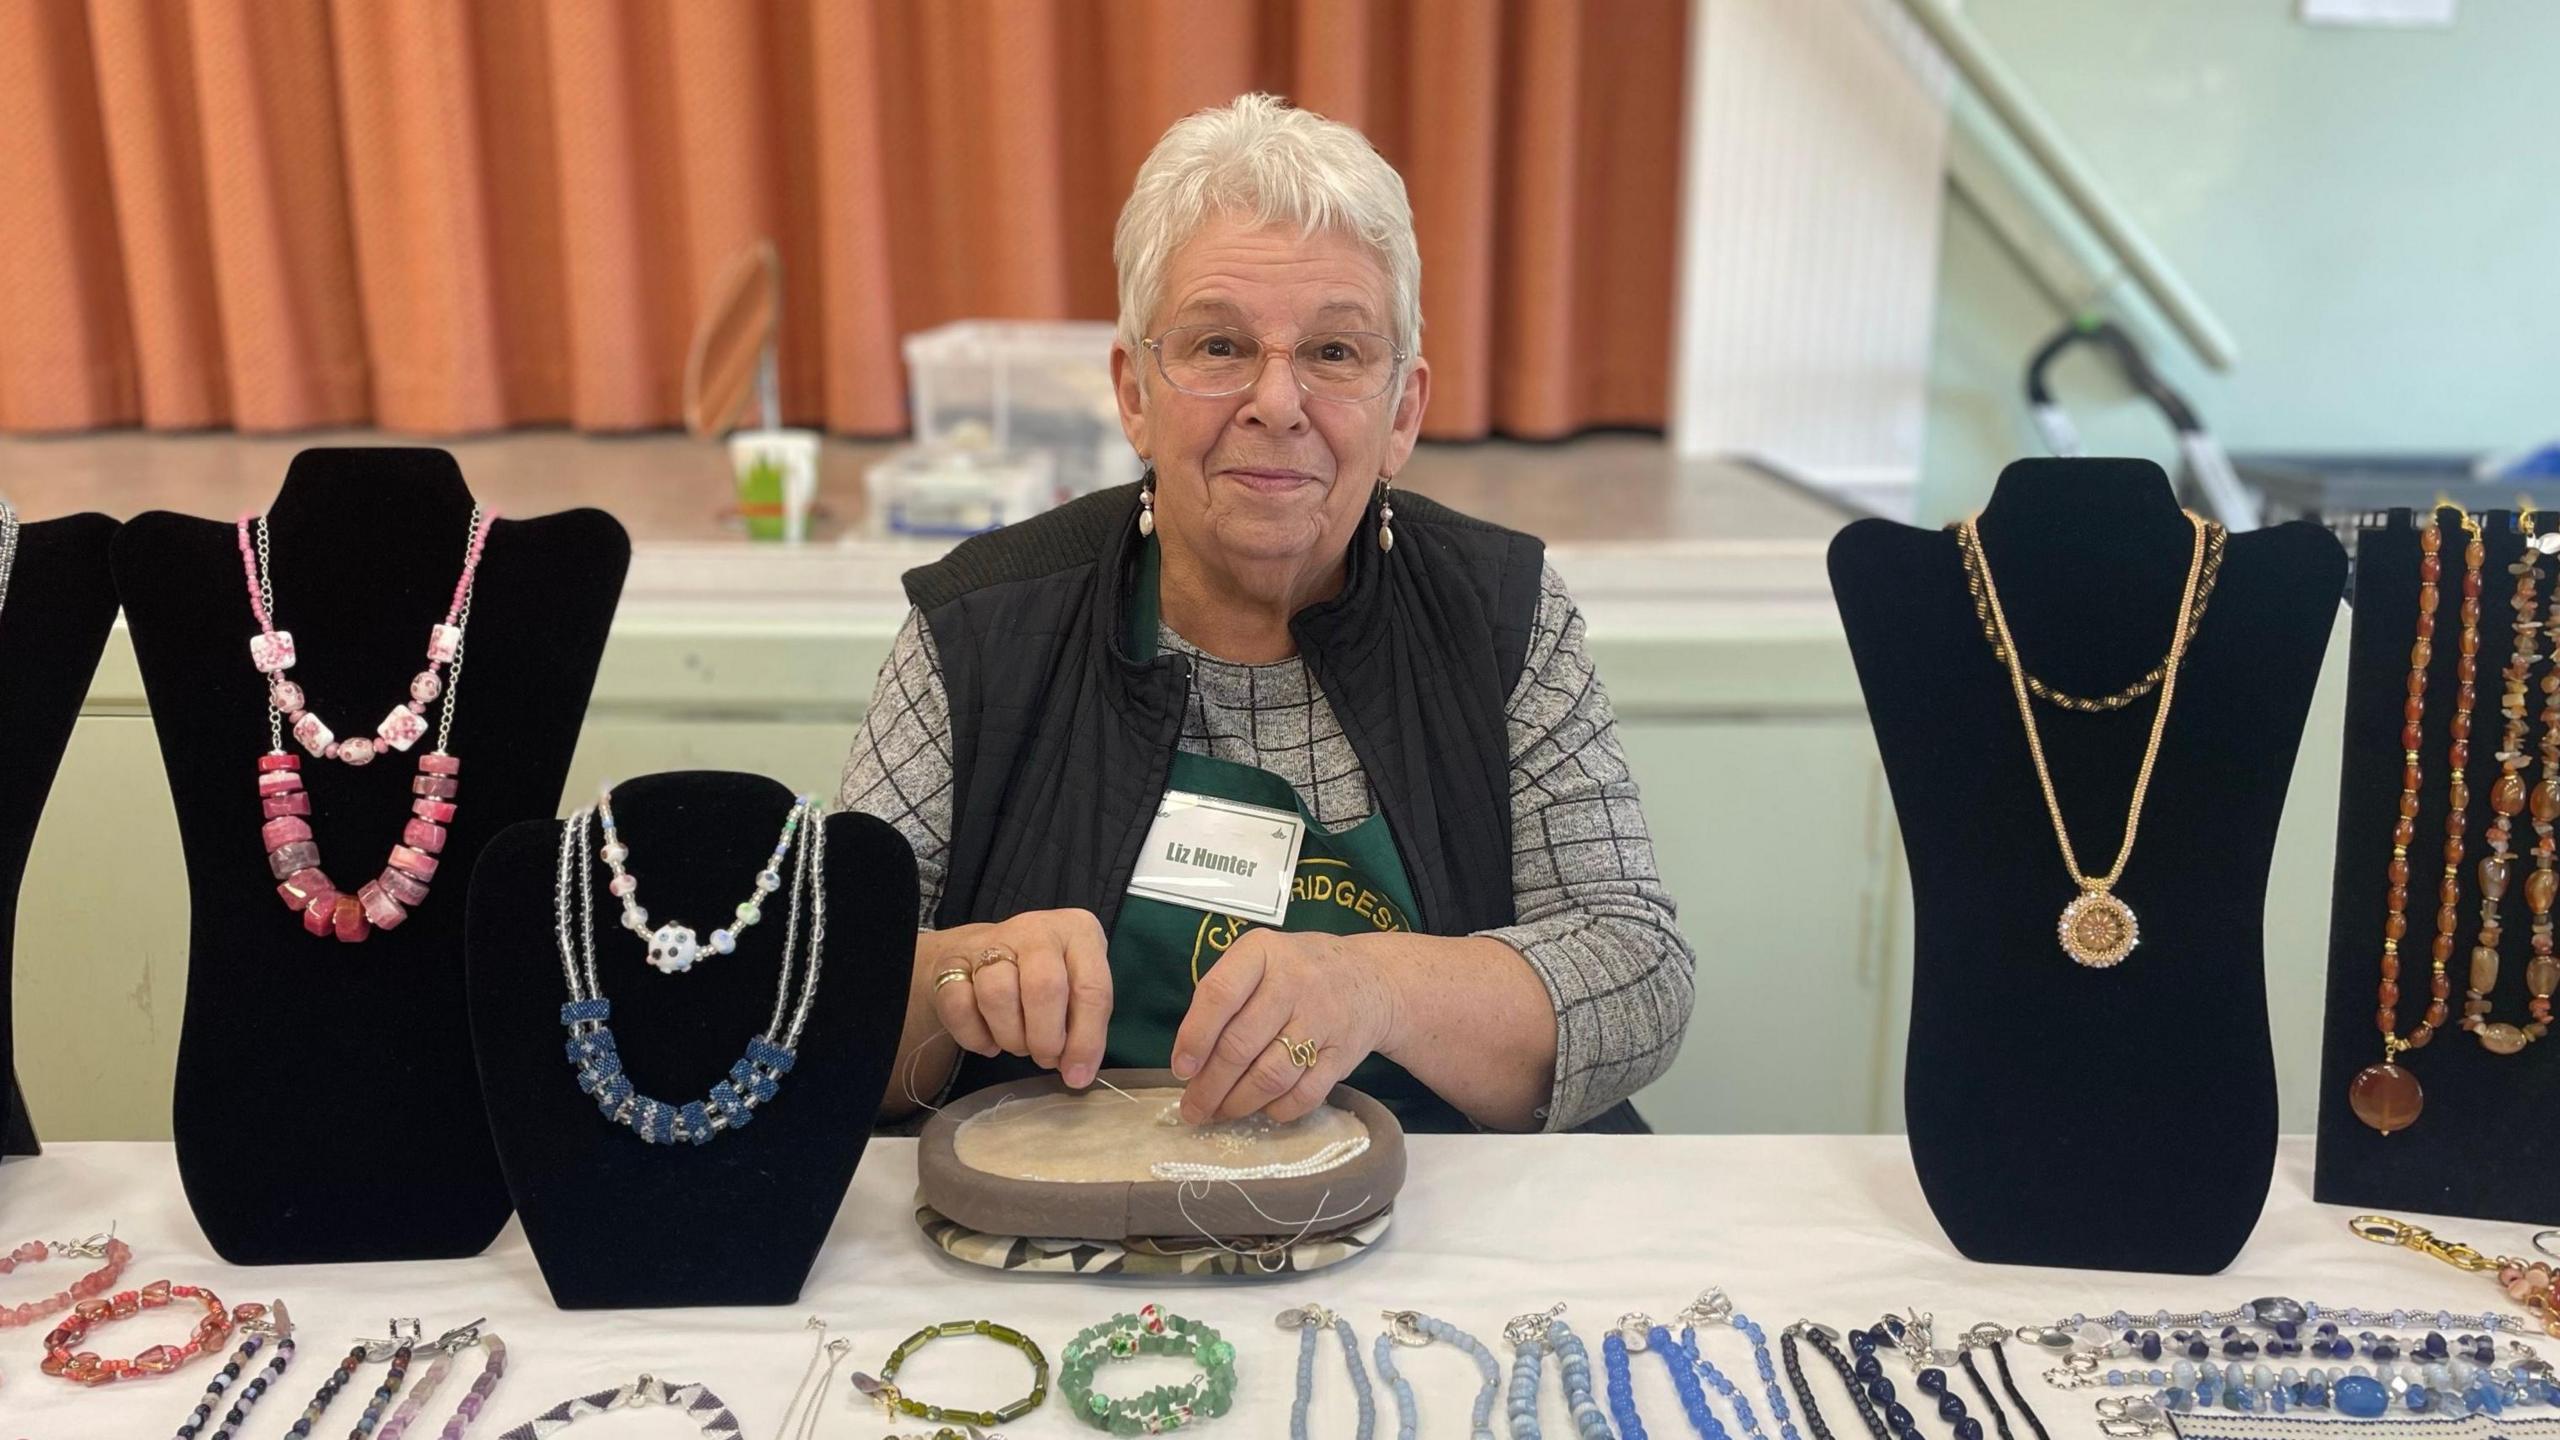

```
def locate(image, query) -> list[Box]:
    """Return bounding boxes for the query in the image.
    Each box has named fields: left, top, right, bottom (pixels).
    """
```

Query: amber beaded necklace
left=2351, top=510, right=2484, bottom=1135
left=2465, top=511, right=2559, bottom=1057
left=2517, top=563, right=2560, bottom=1047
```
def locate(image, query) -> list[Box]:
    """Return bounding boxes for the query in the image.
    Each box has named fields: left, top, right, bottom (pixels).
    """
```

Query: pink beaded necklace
left=236, top=506, right=494, bottom=943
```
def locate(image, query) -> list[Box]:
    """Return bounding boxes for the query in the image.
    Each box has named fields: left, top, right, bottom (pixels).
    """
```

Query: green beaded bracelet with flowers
left=1058, top=1304, right=1237, bottom=1435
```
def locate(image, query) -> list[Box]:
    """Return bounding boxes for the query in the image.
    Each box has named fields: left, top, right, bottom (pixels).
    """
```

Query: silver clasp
left=2097, top=1395, right=2174, bottom=1437
left=53, top=1229, right=117, bottom=1260
left=431, top=1318, right=487, bottom=1354
left=1506, top=1303, right=1567, bottom=1349
left=1679, top=1288, right=1736, bottom=1330
left=1383, top=1311, right=1430, bottom=1348
left=358, top=1318, right=423, bottom=1363
left=1619, top=1314, right=1655, bottom=1352
left=1277, top=1303, right=1334, bottom=1330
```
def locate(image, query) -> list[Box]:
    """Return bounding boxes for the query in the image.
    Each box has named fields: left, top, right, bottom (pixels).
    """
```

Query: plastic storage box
left=903, top=320, right=1141, bottom=503
left=864, top=447, right=1057, bottom=538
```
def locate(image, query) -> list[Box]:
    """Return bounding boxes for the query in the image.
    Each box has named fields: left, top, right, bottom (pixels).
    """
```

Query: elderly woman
left=842, top=94, right=1693, bottom=1133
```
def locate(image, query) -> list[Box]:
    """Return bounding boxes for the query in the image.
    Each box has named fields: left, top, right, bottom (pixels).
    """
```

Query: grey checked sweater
left=837, top=561, right=1696, bottom=1130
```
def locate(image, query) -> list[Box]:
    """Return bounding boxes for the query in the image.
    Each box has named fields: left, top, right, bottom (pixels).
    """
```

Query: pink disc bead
left=357, top=882, right=408, bottom=931
left=412, top=776, right=459, bottom=799
left=259, top=816, right=312, bottom=851
left=303, top=898, right=336, bottom=936
left=377, top=867, right=430, bottom=905
left=276, top=870, right=333, bottom=913
left=256, top=753, right=301, bottom=773
left=402, top=820, right=446, bottom=854
left=386, top=846, right=438, bottom=881
left=331, top=894, right=371, bottom=943
left=412, top=799, right=457, bottom=823
left=257, top=770, right=303, bottom=797
left=418, top=753, right=462, bottom=777
left=262, top=793, right=311, bottom=819
left=267, top=841, right=322, bottom=879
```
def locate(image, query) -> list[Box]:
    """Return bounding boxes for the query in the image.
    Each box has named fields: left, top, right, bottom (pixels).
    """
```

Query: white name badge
left=1127, top=790, right=1307, bottom=923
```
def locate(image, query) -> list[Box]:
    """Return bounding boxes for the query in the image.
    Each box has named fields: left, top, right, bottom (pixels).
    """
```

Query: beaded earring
left=1138, top=472, right=1156, bottom=538
left=1377, top=476, right=1396, bottom=553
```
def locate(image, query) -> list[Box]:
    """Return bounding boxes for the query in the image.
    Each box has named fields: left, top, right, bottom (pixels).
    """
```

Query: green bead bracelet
left=850, top=1318, right=1050, bottom=1430
left=1059, top=1304, right=1237, bottom=1435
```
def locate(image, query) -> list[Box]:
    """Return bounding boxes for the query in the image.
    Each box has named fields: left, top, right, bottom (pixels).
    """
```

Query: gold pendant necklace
left=1960, top=510, right=2208, bottom=968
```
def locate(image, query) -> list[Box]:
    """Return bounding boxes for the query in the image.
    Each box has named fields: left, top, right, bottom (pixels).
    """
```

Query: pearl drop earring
left=1377, top=476, right=1396, bottom=554
left=1138, top=478, right=1155, bottom=538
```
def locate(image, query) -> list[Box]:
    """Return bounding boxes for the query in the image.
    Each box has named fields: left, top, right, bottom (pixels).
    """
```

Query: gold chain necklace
left=1956, top=519, right=2227, bottom=711
left=1961, top=510, right=2208, bottom=967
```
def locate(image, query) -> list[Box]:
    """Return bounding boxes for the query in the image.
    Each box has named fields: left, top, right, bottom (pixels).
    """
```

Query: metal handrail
left=1890, top=0, right=2239, bottom=371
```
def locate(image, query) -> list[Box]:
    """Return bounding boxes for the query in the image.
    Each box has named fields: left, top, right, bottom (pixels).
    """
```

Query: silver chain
left=434, top=517, right=483, bottom=754
left=255, top=515, right=283, bottom=752
left=0, top=498, right=20, bottom=632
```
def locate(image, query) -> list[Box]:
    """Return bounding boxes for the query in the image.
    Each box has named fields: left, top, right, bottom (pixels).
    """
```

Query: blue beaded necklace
left=554, top=802, right=826, bottom=1144
left=1605, top=1315, right=1731, bottom=1440
left=1505, top=1306, right=1614, bottom=1440
left=1376, top=1310, right=1501, bottom=1440
left=1844, top=1320, right=1982, bottom=1440
left=1280, top=1304, right=1377, bottom=1440
left=1676, top=1290, right=1800, bottom=1440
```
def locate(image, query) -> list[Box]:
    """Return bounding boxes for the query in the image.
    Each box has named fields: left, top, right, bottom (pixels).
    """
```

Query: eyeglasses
left=1141, top=325, right=1407, bottom=404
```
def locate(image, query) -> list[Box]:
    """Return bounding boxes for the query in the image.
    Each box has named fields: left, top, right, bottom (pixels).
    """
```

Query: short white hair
left=1114, top=93, right=1421, bottom=359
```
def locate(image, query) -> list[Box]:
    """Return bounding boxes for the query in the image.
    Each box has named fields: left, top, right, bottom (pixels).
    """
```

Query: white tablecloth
left=0, top=1137, right=2527, bottom=1440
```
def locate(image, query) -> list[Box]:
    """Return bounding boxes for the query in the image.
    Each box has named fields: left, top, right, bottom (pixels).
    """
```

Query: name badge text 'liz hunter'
left=1126, top=790, right=1306, bottom=924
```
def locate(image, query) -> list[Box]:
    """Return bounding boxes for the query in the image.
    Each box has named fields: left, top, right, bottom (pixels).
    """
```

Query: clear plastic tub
left=864, top=445, right=1058, bottom=538
left=903, top=320, right=1141, bottom=501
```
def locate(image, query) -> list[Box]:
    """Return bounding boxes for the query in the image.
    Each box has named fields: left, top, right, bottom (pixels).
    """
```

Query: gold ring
left=970, top=945, right=1017, bottom=976
left=932, top=967, right=971, bottom=993
left=1276, top=1035, right=1320, bottom=1070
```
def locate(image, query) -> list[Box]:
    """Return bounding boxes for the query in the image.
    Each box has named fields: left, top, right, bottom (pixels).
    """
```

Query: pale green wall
left=1922, top=0, right=2560, bottom=521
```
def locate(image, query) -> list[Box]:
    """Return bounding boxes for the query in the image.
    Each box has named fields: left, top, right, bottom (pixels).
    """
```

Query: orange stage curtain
left=0, top=0, right=1687, bottom=441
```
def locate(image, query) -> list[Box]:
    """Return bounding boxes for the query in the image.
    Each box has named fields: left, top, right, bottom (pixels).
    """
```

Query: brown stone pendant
left=2058, top=889, right=2140, bottom=968
left=2350, top=1062, right=2424, bottom=1135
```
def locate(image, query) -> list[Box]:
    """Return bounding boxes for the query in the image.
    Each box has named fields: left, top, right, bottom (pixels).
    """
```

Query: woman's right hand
left=921, top=909, right=1114, bottom=1089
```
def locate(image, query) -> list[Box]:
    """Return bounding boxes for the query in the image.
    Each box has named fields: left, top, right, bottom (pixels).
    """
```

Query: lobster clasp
left=2351, top=1213, right=2498, bottom=1271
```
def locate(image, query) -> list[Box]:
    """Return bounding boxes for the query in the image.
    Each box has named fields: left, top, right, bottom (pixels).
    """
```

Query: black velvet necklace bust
left=113, top=450, right=628, bottom=1262
left=0, top=512, right=124, bottom=1160
left=1832, top=458, right=2345, bottom=1273
left=465, top=772, right=915, bottom=1308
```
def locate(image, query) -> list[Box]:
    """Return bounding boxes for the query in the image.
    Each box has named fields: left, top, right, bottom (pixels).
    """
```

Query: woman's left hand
left=1170, top=928, right=1401, bottom=1125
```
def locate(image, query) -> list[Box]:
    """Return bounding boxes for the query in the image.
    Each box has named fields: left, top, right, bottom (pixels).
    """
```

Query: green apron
left=1108, top=541, right=1464, bottom=1131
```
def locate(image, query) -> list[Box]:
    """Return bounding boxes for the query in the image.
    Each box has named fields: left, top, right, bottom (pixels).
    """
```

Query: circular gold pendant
left=2057, top=889, right=2139, bottom=968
